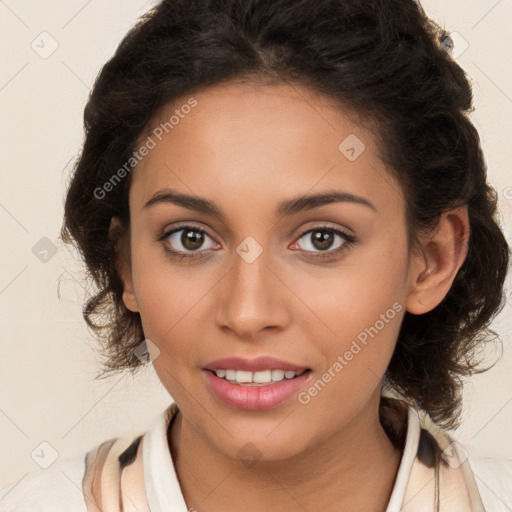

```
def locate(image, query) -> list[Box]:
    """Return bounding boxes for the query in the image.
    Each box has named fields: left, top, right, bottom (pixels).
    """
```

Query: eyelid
left=292, top=224, right=356, bottom=258
left=157, top=223, right=219, bottom=261
left=293, top=220, right=355, bottom=239
left=157, top=221, right=216, bottom=240
left=157, top=222, right=219, bottom=247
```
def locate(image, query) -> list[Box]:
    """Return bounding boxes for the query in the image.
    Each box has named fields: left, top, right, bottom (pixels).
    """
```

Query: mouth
left=203, top=355, right=310, bottom=373
left=202, top=356, right=312, bottom=410
left=206, top=368, right=311, bottom=386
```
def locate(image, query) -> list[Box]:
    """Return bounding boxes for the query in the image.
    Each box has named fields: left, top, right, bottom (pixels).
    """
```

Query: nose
left=214, top=246, right=290, bottom=341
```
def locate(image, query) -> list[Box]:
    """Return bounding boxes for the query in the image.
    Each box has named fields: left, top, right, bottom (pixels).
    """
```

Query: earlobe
left=109, top=216, right=139, bottom=313
left=405, top=206, right=470, bottom=315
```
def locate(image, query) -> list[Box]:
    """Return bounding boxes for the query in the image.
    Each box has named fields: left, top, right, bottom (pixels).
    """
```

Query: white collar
left=142, top=402, right=421, bottom=511
left=385, top=405, right=421, bottom=512
left=143, top=403, right=189, bottom=512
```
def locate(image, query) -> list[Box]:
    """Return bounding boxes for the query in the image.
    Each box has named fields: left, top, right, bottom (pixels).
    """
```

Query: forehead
left=129, top=81, right=404, bottom=220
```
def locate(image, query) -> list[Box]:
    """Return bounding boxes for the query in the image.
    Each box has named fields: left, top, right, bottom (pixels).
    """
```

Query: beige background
left=1, top=0, right=511, bottom=488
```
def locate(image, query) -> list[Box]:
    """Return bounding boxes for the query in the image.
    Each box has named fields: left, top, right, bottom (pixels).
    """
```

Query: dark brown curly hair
left=60, top=0, right=510, bottom=430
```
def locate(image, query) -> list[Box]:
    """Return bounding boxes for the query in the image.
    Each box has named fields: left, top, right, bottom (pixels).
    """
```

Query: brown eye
left=292, top=226, right=357, bottom=260
left=180, top=229, right=205, bottom=250
left=159, top=225, right=218, bottom=258
left=309, top=230, right=337, bottom=251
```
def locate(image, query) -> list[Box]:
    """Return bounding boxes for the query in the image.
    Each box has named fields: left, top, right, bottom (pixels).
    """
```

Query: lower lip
left=203, top=370, right=311, bottom=410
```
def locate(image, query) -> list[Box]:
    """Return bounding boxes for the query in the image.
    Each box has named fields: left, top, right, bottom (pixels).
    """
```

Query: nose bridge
left=215, top=236, right=287, bottom=337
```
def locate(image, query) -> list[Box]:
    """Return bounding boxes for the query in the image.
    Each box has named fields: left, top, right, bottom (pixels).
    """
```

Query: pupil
left=312, top=230, right=333, bottom=250
left=182, top=230, right=204, bottom=250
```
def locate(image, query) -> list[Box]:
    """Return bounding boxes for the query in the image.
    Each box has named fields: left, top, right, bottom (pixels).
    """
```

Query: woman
left=1, top=0, right=511, bottom=510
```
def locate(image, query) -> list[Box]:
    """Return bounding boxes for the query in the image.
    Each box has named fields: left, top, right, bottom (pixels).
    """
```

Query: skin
left=113, top=81, right=469, bottom=512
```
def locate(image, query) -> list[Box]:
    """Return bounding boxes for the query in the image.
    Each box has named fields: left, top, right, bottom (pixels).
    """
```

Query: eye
left=157, top=223, right=356, bottom=262
left=291, top=226, right=356, bottom=259
left=158, top=225, right=218, bottom=260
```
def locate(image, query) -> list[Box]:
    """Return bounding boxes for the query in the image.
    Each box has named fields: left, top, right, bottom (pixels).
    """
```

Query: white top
left=1, top=399, right=511, bottom=511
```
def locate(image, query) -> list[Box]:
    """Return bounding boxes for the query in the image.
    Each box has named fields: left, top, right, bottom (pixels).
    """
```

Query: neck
left=169, top=391, right=404, bottom=512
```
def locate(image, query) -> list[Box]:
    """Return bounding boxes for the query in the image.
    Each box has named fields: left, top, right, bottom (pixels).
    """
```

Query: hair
left=60, top=0, right=510, bottom=430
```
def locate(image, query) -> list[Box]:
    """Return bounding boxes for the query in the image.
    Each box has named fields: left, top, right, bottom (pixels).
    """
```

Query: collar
left=142, top=402, right=188, bottom=512
left=140, top=400, right=425, bottom=511
left=84, top=398, right=488, bottom=511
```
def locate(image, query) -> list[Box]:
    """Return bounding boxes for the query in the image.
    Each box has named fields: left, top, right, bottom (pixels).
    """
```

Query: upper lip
left=203, top=356, right=309, bottom=373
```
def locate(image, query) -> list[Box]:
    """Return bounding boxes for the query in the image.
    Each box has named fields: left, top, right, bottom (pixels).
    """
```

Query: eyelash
left=157, top=223, right=357, bottom=262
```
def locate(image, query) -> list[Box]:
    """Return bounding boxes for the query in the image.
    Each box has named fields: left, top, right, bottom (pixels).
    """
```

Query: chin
left=208, top=419, right=314, bottom=463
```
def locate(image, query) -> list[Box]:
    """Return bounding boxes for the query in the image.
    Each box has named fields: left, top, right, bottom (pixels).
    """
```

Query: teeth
left=271, top=369, right=285, bottom=382
left=253, top=370, right=271, bottom=383
left=213, top=368, right=306, bottom=385
left=235, top=370, right=253, bottom=383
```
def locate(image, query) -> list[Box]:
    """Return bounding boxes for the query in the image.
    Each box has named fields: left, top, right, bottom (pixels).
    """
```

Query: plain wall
left=1, top=0, right=511, bottom=488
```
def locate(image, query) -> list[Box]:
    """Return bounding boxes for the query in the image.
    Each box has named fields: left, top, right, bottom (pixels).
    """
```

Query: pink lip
left=203, top=356, right=309, bottom=372
left=203, top=369, right=312, bottom=410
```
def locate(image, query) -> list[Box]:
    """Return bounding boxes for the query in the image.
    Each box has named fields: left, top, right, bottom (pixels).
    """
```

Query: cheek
left=130, top=249, right=207, bottom=374
left=297, top=291, right=405, bottom=430
left=130, top=242, right=179, bottom=342
left=300, top=237, right=408, bottom=392
left=313, top=283, right=403, bottom=393
left=301, top=234, right=407, bottom=336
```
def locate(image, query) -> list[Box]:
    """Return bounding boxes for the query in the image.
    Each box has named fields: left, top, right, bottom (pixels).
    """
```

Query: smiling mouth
left=206, top=368, right=311, bottom=386
left=203, top=364, right=313, bottom=410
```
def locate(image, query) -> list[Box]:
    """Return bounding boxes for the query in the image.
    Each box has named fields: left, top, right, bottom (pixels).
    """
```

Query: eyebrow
left=143, top=187, right=377, bottom=217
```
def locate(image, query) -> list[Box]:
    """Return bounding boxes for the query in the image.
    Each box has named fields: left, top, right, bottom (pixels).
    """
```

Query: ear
left=109, top=216, right=139, bottom=313
left=405, top=206, right=470, bottom=315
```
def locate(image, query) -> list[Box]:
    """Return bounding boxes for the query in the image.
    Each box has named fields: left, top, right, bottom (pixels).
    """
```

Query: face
left=119, top=81, right=415, bottom=462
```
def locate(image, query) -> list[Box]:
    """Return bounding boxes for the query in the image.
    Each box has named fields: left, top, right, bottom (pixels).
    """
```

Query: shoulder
left=404, top=402, right=512, bottom=511
left=0, top=434, right=141, bottom=512
left=0, top=449, right=88, bottom=512
left=435, top=426, right=512, bottom=512
left=463, top=442, right=512, bottom=512
left=0, top=405, right=177, bottom=512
